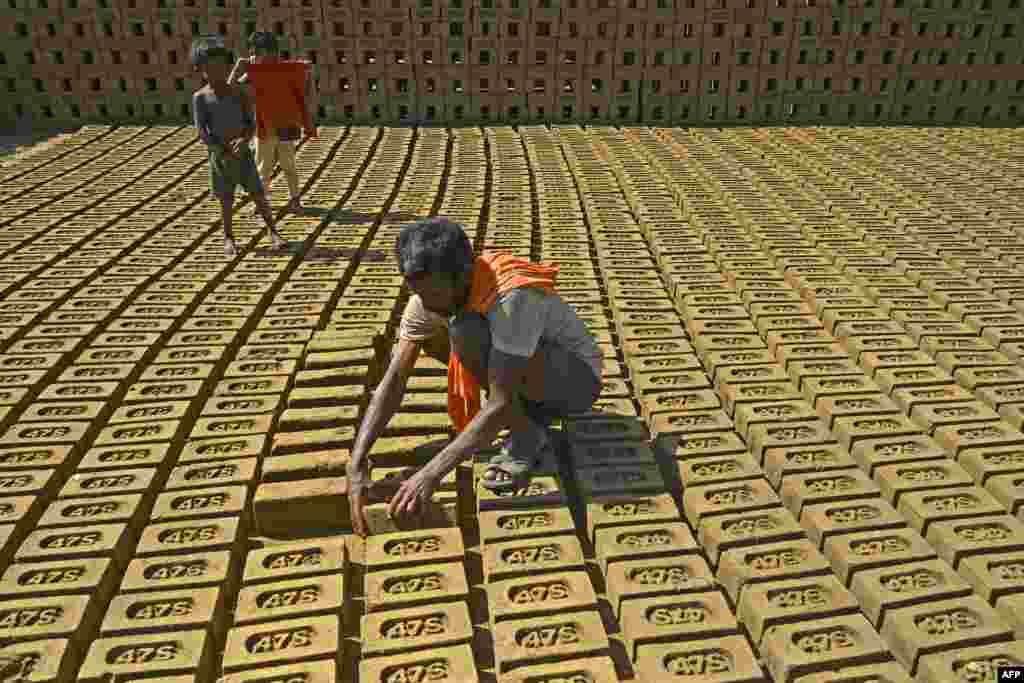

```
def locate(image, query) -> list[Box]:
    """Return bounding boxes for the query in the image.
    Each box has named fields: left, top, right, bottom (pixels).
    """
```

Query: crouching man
left=347, top=218, right=604, bottom=536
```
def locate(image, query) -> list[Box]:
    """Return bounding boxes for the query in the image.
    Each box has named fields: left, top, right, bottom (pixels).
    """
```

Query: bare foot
left=269, top=230, right=287, bottom=251
left=224, top=237, right=239, bottom=257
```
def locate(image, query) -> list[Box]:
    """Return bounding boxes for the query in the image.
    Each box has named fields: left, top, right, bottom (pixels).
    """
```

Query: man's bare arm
left=349, top=338, right=421, bottom=470
left=227, top=58, right=249, bottom=86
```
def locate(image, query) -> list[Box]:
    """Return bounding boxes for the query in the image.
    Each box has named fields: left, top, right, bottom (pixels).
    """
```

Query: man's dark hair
left=191, top=36, right=230, bottom=66
left=396, top=218, right=474, bottom=282
left=248, top=31, right=280, bottom=54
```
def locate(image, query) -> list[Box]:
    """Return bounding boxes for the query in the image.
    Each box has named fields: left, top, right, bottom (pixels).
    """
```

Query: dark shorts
left=209, top=144, right=264, bottom=198
left=441, top=312, right=602, bottom=428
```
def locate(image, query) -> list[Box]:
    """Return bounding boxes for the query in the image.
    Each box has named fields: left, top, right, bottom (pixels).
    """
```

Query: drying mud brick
left=500, top=656, right=619, bottom=683
left=815, top=395, right=903, bottom=430
left=109, top=400, right=191, bottom=424
left=0, top=557, right=115, bottom=602
left=278, top=406, right=360, bottom=432
left=20, top=400, right=105, bottom=423
left=244, top=538, right=346, bottom=585
left=763, top=444, right=858, bottom=489
left=77, top=443, right=172, bottom=471
left=0, top=594, right=97, bottom=645
left=699, top=508, right=807, bottom=567
left=481, top=535, right=586, bottom=583
left=634, top=634, right=765, bottom=683
left=984, top=473, right=1024, bottom=518
left=271, top=427, right=356, bottom=458
left=604, top=554, right=715, bottom=620
left=80, top=632, right=212, bottom=681
left=477, top=476, right=566, bottom=512
left=717, top=539, right=833, bottom=604
left=594, top=522, right=699, bottom=574
left=958, top=446, right=1024, bottom=486
left=123, top=380, right=205, bottom=405
left=747, top=421, right=835, bottom=463
left=215, top=376, right=290, bottom=398
left=898, top=486, right=1009, bottom=535
left=135, top=517, right=242, bottom=558
left=151, top=486, right=248, bottom=523
left=0, top=443, right=75, bottom=471
left=792, top=661, right=914, bottom=683
left=800, top=498, right=907, bottom=549
left=569, top=441, right=657, bottom=470
left=0, top=495, right=40, bottom=527
left=220, top=662, right=337, bottom=683
left=720, top=382, right=802, bottom=417
left=253, top=478, right=349, bottom=537
left=0, top=421, right=91, bottom=448
left=850, top=435, right=948, bottom=475
left=619, top=589, right=739, bottom=662
left=851, top=558, right=974, bottom=630
left=650, top=410, right=735, bottom=439
left=959, top=550, right=1024, bottom=604
left=362, top=493, right=458, bottom=536
left=234, top=574, right=344, bottom=626
left=824, top=526, right=939, bottom=587
left=121, top=551, right=234, bottom=594
left=882, top=595, right=1014, bottom=674
left=221, top=615, right=341, bottom=674
left=262, top=449, right=349, bottom=483
left=37, top=494, right=144, bottom=529
left=997, top=593, right=1024, bottom=639
left=100, top=586, right=224, bottom=638
left=16, top=522, right=131, bottom=564
left=165, top=458, right=259, bottom=491
left=916, top=640, right=1024, bottom=683
left=562, top=417, right=650, bottom=443
left=682, top=478, right=782, bottom=529
left=655, top=431, right=750, bottom=460
left=738, top=575, right=862, bottom=646
left=0, top=638, right=77, bottom=683
left=891, top=384, right=978, bottom=415
left=363, top=529, right=464, bottom=573
left=361, top=602, right=474, bottom=658
left=589, top=497, right=684, bottom=544
left=760, top=613, right=892, bottom=683
left=491, top=610, right=609, bottom=674
left=93, top=420, right=181, bottom=447
left=575, top=464, right=665, bottom=497
left=363, top=562, right=469, bottom=613
left=60, top=468, right=157, bottom=498
left=780, top=469, right=881, bottom=517
left=190, top=415, right=274, bottom=440
left=832, top=414, right=924, bottom=453
left=926, top=514, right=1024, bottom=569
left=639, top=390, right=721, bottom=422
left=874, top=460, right=978, bottom=506
left=935, top=421, right=1024, bottom=458
left=733, top=401, right=821, bottom=440
left=200, top=395, right=281, bottom=419
left=360, top=644, right=477, bottom=683
left=678, top=453, right=764, bottom=487
left=487, top=571, right=598, bottom=624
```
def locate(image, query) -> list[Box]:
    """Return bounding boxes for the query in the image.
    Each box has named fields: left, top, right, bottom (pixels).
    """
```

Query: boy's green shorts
left=209, top=144, right=264, bottom=198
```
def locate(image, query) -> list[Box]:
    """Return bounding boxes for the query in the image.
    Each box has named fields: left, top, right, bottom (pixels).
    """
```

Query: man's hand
left=387, top=468, right=440, bottom=522
left=347, top=460, right=371, bottom=538
left=228, top=137, right=248, bottom=156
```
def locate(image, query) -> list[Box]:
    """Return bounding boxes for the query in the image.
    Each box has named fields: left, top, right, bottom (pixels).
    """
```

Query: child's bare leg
left=252, top=192, right=287, bottom=249
left=220, top=194, right=238, bottom=257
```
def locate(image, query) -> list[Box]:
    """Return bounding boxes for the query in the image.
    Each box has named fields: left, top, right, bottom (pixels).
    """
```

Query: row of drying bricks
left=251, top=237, right=1024, bottom=683
left=0, top=223, right=407, bottom=683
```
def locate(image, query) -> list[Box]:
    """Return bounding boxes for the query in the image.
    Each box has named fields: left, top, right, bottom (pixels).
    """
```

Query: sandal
left=480, top=433, right=553, bottom=493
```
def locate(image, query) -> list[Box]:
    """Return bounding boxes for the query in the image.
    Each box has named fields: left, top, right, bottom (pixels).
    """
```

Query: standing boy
left=228, top=31, right=317, bottom=213
left=191, top=38, right=287, bottom=257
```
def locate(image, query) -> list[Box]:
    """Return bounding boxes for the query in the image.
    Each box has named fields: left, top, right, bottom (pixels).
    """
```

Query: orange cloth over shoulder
left=447, top=252, right=559, bottom=433
left=245, top=62, right=314, bottom=139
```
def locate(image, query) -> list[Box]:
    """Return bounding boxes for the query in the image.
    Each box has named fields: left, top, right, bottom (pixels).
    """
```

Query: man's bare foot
left=224, top=237, right=239, bottom=257
left=269, top=229, right=287, bottom=250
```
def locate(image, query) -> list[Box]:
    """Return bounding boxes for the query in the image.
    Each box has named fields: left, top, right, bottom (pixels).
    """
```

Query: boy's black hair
left=248, top=31, right=280, bottom=54
left=395, top=218, right=475, bottom=283
left=191, top=35, right=230, bottom=67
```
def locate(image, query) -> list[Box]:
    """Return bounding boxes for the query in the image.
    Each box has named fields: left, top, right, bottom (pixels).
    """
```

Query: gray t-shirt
left=193, top=85, right=254, bottom=148
left=398, top=287, right=604, bottom=380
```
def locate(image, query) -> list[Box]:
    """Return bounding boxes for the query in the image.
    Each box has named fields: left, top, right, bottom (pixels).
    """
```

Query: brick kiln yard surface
left=0, top=123, right=1023, bottom=682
